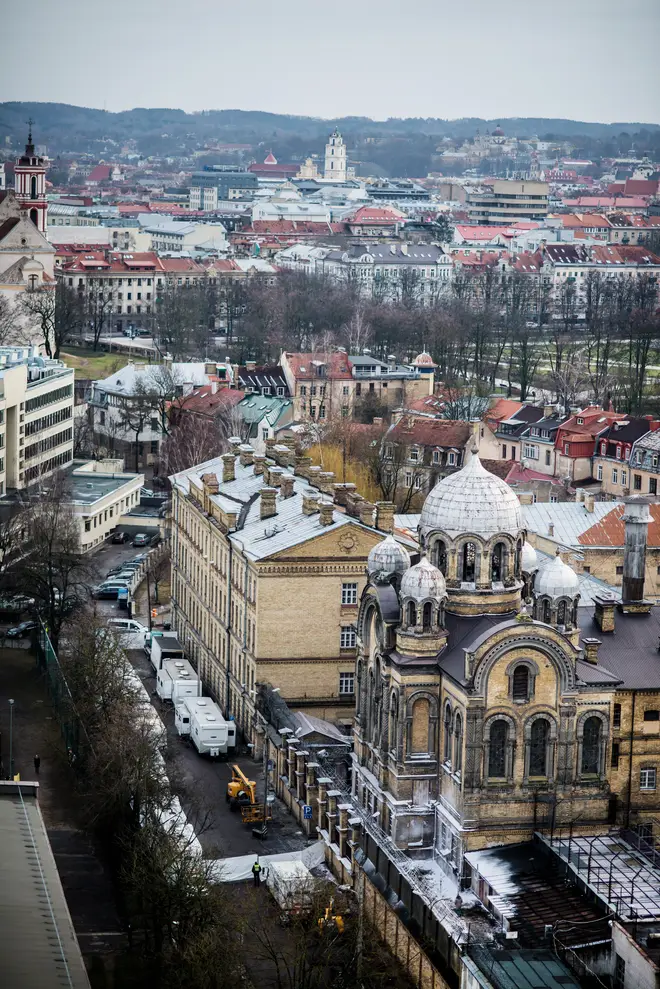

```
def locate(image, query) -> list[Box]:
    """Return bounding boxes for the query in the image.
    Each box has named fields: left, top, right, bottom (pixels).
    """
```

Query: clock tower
left=14, top=122, right=48, bottom=234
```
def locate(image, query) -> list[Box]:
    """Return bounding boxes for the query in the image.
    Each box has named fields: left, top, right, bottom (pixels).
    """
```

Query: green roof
left=238, top=394, right=291, bottom=427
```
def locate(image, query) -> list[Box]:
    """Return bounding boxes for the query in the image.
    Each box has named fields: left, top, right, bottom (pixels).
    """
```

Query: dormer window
left=409, top=447, right=419, bottom=463
left=616, top=445, right=622, bottom=459
left=577, top=417, right=584, bottom=425
left=262, top=386, right=271, bottom=396
left=601, top=442, right=607, bottom=455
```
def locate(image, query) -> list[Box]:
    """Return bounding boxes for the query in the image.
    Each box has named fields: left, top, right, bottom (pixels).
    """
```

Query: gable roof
left=284, top=351, right=353, bottom=381
left=578, top=502, right=660, bottom=548
left=387, top=417, right=472, bottom=449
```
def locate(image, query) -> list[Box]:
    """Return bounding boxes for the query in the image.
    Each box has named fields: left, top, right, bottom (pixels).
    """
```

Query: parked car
left=133, top=533, right=150, bottom=547
left=5, top=620, right=39, bottom=638
left=111, top=530, right=130, bottom=544
left=91, top=581, right=132, bottom=600
left=132, top=553, right=148, bottom=563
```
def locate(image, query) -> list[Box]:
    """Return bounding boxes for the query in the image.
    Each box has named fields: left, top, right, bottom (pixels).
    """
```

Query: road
left=125, top=644, right=312, bottom=859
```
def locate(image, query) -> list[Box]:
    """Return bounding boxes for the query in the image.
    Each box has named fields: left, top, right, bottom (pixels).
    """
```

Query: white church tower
left=324, top=130, right=347, bottom=182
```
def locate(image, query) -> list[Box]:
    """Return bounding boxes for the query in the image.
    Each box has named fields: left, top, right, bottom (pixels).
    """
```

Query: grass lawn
left=61, top=347, right=148, bottom=380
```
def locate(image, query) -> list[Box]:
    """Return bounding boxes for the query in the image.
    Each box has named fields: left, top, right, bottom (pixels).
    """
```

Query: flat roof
left=66, top=464, right=140, bottom=506
left=0, top=782, right=90, bottom=988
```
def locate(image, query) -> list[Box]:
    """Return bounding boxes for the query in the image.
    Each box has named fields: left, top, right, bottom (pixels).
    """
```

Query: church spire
left=25, top=118, right=35, bottom=157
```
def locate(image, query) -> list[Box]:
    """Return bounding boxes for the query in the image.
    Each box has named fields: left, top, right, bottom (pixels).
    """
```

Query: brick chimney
left=319, top=499, right=335, bottom=526
left=280, top=473, right=295, bottom=498
left=582, top=637, right=602, bottom=664
left=201, top=471, right=219, bottom=495
left=260, top=487, right=277, bottom=520
left=594, top=594, right=616, bottom=633
left=302, top=489, right=320, bottom=515
left=620, top=496, right=653, bottom=613
left=375, top=501, right=395, bottom=533
left=548, top=522, right=555, bottom=537
left=239, top=444, right=254, bottom=467
left=221, top=453, right=236, bottom=483
left=269, top=466, right=284, bottom=488
left=229, top=436, right=242, bottom=455
left=585, top=493, right=595, bottom=513
left=253, top=454, right=266, bottom=476
left=359, top=501, right=375, bottom=526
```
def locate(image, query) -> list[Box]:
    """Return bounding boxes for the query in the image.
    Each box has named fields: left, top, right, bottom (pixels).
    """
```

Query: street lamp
left=8, top=699, right=15, bottom=780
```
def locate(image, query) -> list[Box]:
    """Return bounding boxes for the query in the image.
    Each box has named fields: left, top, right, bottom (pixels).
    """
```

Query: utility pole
left=8, top=698, right=15, bottom=779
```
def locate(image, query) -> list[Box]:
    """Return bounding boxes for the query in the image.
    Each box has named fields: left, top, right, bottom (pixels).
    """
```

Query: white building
left=324, top=130, right=347, bottom=182
left=66, top=460, right=144, bottom=553
left=0, top=346, right=75, bottom=492
left=140, top=218, right=227, bottom=254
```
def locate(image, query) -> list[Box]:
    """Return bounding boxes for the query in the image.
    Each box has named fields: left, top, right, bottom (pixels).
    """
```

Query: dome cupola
left=532, top=549, right=580, bottom=630
left=521, top=540, right=539, bottom=573
left=367, top=534, right=411, bottom=577
left=400, top=556, right=446, bottom=602
left=420, top=449, right=523, bottom=541
left=397, top=556, right=448, bottom=656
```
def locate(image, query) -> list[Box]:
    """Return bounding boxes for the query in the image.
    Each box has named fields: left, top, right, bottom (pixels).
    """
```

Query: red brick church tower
left=14, top=122, right=48, bottom=233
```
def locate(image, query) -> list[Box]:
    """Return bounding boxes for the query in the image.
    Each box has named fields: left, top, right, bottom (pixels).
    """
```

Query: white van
left=107, top=618, right=148, bottom=649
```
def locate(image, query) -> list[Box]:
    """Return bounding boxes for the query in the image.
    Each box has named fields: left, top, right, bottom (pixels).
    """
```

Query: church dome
left=535, top=551, right=579, bottom=599
left=367, top=534, right=411, bottom=576
left=521, top=540, right=539, bottom=573
left=400, top=557, right=446, bottom=603
left=412, top=351, right=436, bottom=367
left=420, top=450, right=523, bottom=539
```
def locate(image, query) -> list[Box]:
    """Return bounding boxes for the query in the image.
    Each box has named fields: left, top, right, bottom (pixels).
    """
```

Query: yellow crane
left=226, top=764, right=272, bottom=824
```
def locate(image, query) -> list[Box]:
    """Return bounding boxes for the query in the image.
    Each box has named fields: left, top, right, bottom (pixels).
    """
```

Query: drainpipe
left=226, top=540, right=233, bottom=719
left=625, top=692, right=636, bottom=828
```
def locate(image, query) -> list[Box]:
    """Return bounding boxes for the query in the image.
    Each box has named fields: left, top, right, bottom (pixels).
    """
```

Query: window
left=448, top=452, right=456, bottom=466
left=613, top=703, right=621, bottom=728
left=454, top=714, right=463, bottom=773
left=502, top=444, right=507, bottom=459
left=612, top=468, right=618, bottom=484
left=621, top=470, right=627, bottom=486
left=299, top=385, right=307, bottom=396
left=616, top=565, right=623, bottom=575
left=640, top=767, right=657, bottom=790
left=611, top=742, right=620, bottom=768
left=409, top=447, right=419, bottom=463
left=523, top=443, right=539, bottom=460
left=343, top=386, right=349, bottom=396
left=546, top=450, right=552, bottom=467
left=432, top=450, right=440, bottom=464
left=529, top=719, right=549, bottom=776
left=340, top=627, right=356, bottom=650
left=488, top=720, right=508, bottom=778
left=339, top=672, right=355, bottom=695
left=614, top=955, right=625, bottom=989
left=650, top=478, right=657, bottom=495
left=341, top=582, right=358, bottom=605
left=596, top=464, right=603, bottom=481
left=462, top=541, right=476, bottom=581
left=512, top=665, right=530, bottom=702
left=581, top=716, right=602, bottom=775
left=404, top=470, right=413, bottom=486
left=643, top=710, right=660, bottom=722
left=443, top=703, right=452, bottom=763
left=634, top=474, right=642, bottom=490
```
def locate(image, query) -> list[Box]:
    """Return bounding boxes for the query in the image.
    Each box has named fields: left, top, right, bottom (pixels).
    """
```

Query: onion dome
left=412, top=351, right=437, bottom=367
left=367, top=534, right=411, bottom=576
left=535, top=550, right=579, bottom=599
left=521, top=540, right=539, bottom=573
left=400, top=557, right=446, bottom=603
left=420, top=450, right=523, bottom=539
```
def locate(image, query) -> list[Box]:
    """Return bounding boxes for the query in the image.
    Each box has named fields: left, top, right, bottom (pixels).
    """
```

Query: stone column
left=326, top=789, right=341, bottom=845
left=295, top=750, right=308, bottom=802
left=348, top=816, right=362, bottom=873
left=337, top=803, right=351, bottom=859
left=316, top=777, right=332, bottom=833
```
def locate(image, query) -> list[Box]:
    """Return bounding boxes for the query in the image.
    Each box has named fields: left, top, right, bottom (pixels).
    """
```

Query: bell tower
left=14, top=121, right=48, bottom=234
left=324, top=130, right=347, bottom=182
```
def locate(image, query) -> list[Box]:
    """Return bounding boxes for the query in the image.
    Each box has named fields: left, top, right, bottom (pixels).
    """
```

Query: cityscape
left=0, top=3, right=659, bottom=989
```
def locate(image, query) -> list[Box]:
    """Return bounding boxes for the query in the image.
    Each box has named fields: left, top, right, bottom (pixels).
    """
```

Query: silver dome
left=420, top=450, right=523, bottom=539
left=535, top=551, right=579, bottom=599
left=400, top=556, right=446, bottom=602
left=521, top=540, right=539, bottom=573
left=367, top=534, right=411, bottom=575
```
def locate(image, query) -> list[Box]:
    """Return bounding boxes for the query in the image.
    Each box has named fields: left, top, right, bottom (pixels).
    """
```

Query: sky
left=2, top=0, right=659, bottom=124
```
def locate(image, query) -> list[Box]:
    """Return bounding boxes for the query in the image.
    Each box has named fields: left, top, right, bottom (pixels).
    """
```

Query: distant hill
left=1, top=102, right=658, bottom=156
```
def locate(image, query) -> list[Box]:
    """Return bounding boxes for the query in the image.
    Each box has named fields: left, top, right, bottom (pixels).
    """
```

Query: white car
left=107, top=617, right=149, bottom=649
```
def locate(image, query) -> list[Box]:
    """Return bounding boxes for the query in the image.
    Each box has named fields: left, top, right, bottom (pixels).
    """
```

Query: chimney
left=260, top=488, right=278, bottom=520
left=620, top=496, right=653, bottom=613
left=269, top=466, right=284, bottom=488
left=221, top=453, right=236, bottom=483
left=548, top=522, right=555, bottom=537
left=201, top=471, right=219, bottom=495
left=280, top=473, right=295, bottom=498
left=239, top=444, right=254, bottom=466
left=229, top=436, right=242, bottom=455
left=210, top=380, right=218, bottom=395
left=359, top=501, right=375, bottom=527
left=582, top=637, right=602, bottom=664
left=575, top=488, right=585, bottom=503
left=375, top=501, right=395, bottom=533
left=253, top=454, right=266, bottom=476
left=519, top=492, right=534, bottom=505
left=585, top=494, right=595, bottom=513
left=543, top=404, right=554, bottom=418
left=302, top=489, right=320, bottom=515
left=319, top=499, right=335, bottom=526
left=594, top=595, right=616, bottom=633
left=246, top=360, right=256, bottom=372
left=307, top=466, right=322, bottom=489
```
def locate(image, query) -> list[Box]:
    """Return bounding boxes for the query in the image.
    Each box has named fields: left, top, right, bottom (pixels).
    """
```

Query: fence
left=36, top=622, right=90, bottom=762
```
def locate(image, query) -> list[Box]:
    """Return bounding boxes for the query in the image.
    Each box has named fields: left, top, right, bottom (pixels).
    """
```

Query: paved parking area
left=126, top=646, right=312, bottom=859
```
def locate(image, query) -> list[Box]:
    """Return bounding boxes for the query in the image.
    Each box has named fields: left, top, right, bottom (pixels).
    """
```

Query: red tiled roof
left=455, top=225, right=509, bottom=241
left=486, top=398, right=523, bottom=423
left=579, top=503, right=660, bottom=547
left=511, top=251, right=543, bottom=272
left=506, top=463, right=562, bottom=484
left=285, top=351, right=353, bottom=381
left=388, top=417, right=472, bottom=448
left=402, top=395, right=447, bottom=415
left=453, top=250, right=504, bottom=268
left=87, top=165, right=112, bottom=182
left=173, top=387, right=245, bottom=417
left=347, top=206, right=405, bottom=224
left=157, top=257, right=205, bottom=274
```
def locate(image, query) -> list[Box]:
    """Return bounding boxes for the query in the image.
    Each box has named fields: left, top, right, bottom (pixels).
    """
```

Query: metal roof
left=521, top=501, right=619, bottom=548
left=0, top=782, right=90, bottom=989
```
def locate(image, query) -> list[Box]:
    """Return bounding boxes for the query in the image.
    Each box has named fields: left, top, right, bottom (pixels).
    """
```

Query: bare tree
left=83, top=285, right=115, bottom=351
left=19, top=285, right=57, bottom=355
left=0, top=296, right=22, bottom=346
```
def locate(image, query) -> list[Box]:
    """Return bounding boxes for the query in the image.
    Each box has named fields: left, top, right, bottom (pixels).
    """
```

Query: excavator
left=226, top=764, right=272, bottom=824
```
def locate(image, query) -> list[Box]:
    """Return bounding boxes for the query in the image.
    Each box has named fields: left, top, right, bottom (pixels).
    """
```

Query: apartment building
left=541, top=243, right=660, bottom=307
left=592, top=417, right=660, bottom=497
left=467, top=179, right=549, bottom=225
left=627, top=429, right=660, bottom=498
left=0, top=347, right=74, bottom=492
left=170, top=441, right=396, bottom=739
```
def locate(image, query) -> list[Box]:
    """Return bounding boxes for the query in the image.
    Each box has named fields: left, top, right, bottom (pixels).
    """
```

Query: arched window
left=411, top=697, right=430, bottom=754
left=406, top=601, right=417, bottom=627
left=432, top=540, right=447, bottom=574
left=422, top=602, right=432, bottom=629
left=529, top=719, right=549, bottom=776
left=454, top=714, right=463, bottom=773
left=30, top=176, right=37, bottom=200
left=29, top=208, right=39, bottom=227
left=443, top=703, right=452, bottom=763
left=557, top=600, right=567, bottom=625
left=389, top=693, right=398, bottom=754
left=488, top=719, right=508, bottom=778
left=512, top=664, right=530, bottom=702
left=462, top=542, right=476, bottom=582
left=542, top=598, right=551, bottom=623
left=515, top=540, right=522, bottom=576
left=491, top=542, right=504, bottom=582
left=581, top=717, right=602, bottom=775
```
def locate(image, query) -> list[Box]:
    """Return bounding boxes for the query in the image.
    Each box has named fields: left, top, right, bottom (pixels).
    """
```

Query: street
left=125, top=645, right=312, bottom=859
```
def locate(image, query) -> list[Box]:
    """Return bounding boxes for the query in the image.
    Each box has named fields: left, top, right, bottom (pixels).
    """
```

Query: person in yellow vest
left=251, top=858, right=262, bottom=887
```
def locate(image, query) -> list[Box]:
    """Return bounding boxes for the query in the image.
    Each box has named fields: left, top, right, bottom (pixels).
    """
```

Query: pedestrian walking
left=33, top=754, right=40, bottom=775
left=251, top=857, right=262, bottom=887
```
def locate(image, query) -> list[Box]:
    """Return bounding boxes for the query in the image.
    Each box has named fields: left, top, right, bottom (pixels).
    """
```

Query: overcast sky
left=2, top=0, right=659, bottom=123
